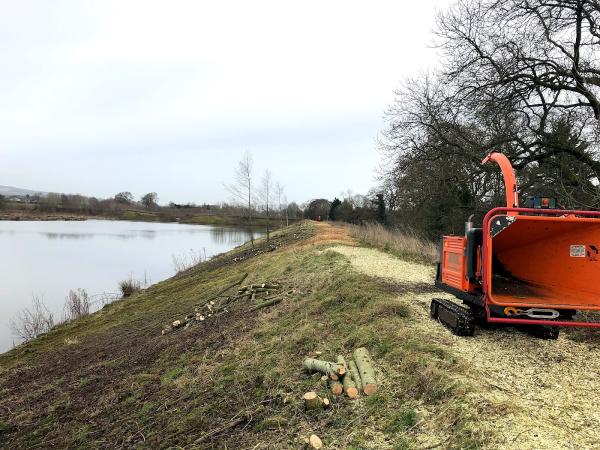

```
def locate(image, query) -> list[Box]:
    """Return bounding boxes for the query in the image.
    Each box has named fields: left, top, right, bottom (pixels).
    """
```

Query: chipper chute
left=432, top=152, right=600, bottom=339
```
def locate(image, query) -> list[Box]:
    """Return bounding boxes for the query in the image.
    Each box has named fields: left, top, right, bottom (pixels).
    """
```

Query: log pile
left=161, top=275, right=289, bottom=335
left=301, top=347, right=378, bottom=408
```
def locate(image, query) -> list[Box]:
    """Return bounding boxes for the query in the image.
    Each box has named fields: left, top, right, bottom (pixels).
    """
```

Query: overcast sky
left=0, top=1, right=449, bottom=205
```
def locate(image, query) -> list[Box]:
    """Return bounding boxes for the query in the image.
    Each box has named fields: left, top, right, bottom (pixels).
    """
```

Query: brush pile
left=302, top=347, right=378, bottom=410
left=161, top=274, right=289, bottom=335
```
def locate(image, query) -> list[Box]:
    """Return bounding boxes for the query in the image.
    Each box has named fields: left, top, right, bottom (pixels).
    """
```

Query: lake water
left=0, top=220, right=259, bottom=353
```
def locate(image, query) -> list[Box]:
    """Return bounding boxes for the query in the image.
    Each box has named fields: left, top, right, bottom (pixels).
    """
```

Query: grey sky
left=0, top=1, right=449, bottom=204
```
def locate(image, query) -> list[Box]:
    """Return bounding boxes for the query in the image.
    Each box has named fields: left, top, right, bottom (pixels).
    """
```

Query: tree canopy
left=378, top=0, right=600, bottom=237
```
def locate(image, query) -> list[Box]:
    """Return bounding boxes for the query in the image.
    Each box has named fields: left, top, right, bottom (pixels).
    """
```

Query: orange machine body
left=485, top=213, right=600, bottom=311
left=435, top=151, right=600, bottom=331
left=439, top=213, right=600, bottom=312
left=440, top=236, right=478, bottom=293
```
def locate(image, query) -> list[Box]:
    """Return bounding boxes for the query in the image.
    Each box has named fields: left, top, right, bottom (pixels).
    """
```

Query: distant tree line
left=0, top=187, right=305, bottom=225
left=303, top=192, right=386, bottom=224
left=377, top=0, right=600, bottom=239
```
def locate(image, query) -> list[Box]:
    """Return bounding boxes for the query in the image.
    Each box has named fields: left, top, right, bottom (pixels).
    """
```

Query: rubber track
left=430, top=298, right=475, bottom=336
left=526, top=324, right=560, bottom=340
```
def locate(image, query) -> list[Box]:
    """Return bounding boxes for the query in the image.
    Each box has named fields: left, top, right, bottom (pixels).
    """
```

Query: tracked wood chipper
left=432, top=152, right=600, bottom=339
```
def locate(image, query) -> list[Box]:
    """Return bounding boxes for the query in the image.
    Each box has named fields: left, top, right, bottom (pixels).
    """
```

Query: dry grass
left=334, top=242, right=600, bottom=449
left=345, top=222, right=437, bottom=264
left=326, top=245, right=435, bottom=284
left=63, top=289, right=90, bottom=321
left=171, top=248, right=207, bottom=274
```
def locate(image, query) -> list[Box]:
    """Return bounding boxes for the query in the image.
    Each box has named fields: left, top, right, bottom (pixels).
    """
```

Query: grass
left=346, top=222, right=438, bottom=264
left=118, top=208, right=288, bottom=229
left=0, top=221, right=482, bottom=449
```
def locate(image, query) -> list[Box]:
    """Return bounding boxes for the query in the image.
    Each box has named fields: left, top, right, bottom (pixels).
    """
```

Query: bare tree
left=282, top=195, right=289, bottom=226
left=376, top=0, right=600, bottom=235
left=258, top=169, right=274, bottom=241
left=433, top=0, right=600, bottom=179
left=225, top=151, right=254, bottom=224
left=10, top=296, right=55, bottom=342
left=275, top=182, right=284, bottom=227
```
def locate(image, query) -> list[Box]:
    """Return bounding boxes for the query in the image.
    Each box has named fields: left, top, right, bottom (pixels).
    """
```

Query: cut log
left=322, top=398, right=330, bottom=408
left=329, top=380, right=343, bottom=396
left=303, top=392, right=323, bottom=410
left=304, top=434, right=323, bottom=449
left=348, top=360, right=362, bottom=392
left=353, top=347, right=378, bottom=395
left=337, top=355, right=359, bottom=399
left=320, top=375, right=328, bottom=382
left=247, top=297, right=282, bottom=312
left=203, top=273, right=248, bottom=304
left=250, top=287, right=270, bottom=293
left=303, top=358, right=345, bottom=377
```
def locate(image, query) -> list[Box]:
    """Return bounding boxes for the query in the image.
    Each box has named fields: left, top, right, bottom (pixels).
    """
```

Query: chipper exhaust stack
left=432, top=152, right=600, bottom=339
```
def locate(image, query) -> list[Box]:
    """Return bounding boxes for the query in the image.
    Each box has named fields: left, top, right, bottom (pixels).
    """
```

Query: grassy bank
left=0, top=221, right=481, bottom=449
left=346, top=222, right=438, bottom=264
left=0, top=206, right=289, bottom=229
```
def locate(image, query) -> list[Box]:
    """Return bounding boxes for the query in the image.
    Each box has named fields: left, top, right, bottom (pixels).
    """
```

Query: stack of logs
left=302, top=347, right=378, bottom=411
left=161, top=274, right=288, bottom=335
left=238, top=283, right=285, bottom=312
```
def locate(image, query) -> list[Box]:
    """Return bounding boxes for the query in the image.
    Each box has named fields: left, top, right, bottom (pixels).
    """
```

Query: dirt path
left=329, top=244, right=600, bottom=450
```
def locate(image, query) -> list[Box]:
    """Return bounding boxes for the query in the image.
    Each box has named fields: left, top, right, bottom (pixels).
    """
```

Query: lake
left=0, top=220, right=260, bottom=353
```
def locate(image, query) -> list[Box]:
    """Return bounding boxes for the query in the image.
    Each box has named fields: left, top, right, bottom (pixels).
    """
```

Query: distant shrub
left=9, top=295, right=56, bottom=342
left=119, top=276, right=142, bottom=298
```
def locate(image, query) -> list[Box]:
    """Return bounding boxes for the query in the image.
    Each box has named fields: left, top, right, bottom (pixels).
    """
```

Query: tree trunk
left=348, top=360, right=362, bottom=392
left=353, top=348, right=378, bottom=395
left=247, top=297, right=282, bottom=312
left=303, top=358, right=345, bottom=377
left=329, top=380, right=343, bottom=396
left=337, top=355, right=359, bottom=399
left=303, top=392, right=323, bottom=410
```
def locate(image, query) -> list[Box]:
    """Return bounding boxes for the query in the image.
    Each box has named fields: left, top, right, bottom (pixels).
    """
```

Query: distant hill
left=0, top=185, right=47, bottom=197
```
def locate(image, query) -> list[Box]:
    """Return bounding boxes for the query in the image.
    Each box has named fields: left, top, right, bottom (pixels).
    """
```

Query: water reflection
left=42, top=232, right=96, bottom=240
left=210, top=227, right=259, bottom=245
left=0, top=220, right=262, bottom=353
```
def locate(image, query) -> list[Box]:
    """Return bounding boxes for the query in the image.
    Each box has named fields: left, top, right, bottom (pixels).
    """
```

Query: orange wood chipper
left=432, top=151, right=600, bottom=339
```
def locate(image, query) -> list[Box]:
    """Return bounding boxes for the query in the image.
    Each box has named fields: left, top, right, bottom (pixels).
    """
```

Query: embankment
left=1, top=221, right=598, bottom=449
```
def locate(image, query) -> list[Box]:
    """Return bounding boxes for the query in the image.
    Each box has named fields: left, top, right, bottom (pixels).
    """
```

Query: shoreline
left=0, top=210, right=290, bottom=228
